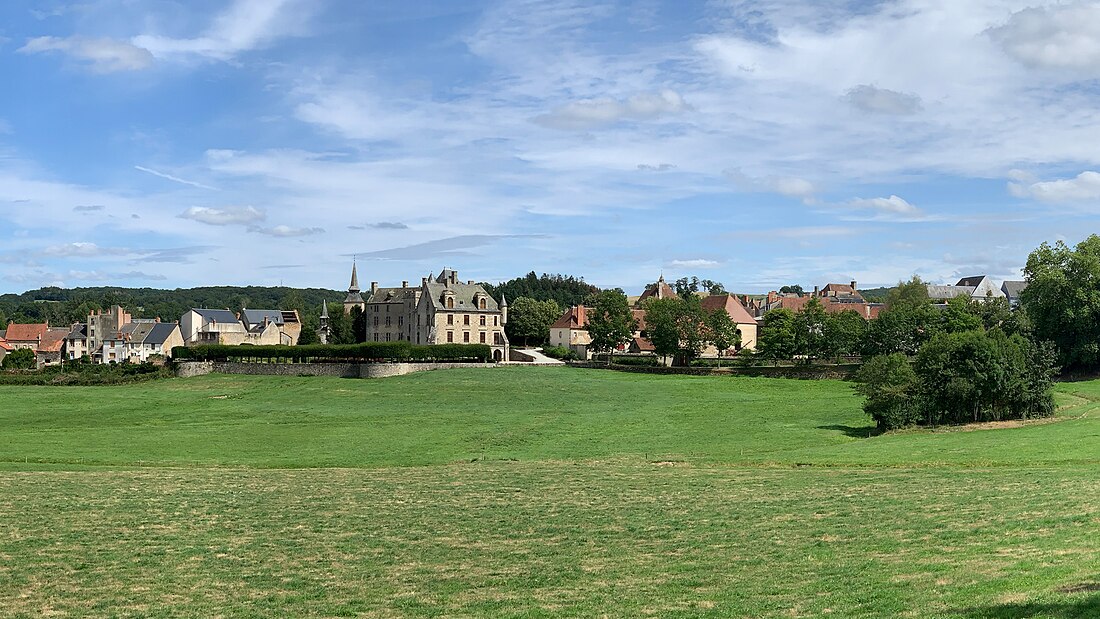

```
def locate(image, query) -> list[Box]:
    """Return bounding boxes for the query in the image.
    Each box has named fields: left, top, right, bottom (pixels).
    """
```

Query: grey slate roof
left=367, top=287, right=413, bottom=303
left=144, top=323, right=179, bottom=346
left=1001, top=280, right=1027, bottom=298
left=192, top=308, right=240, bottom=324
left=242, top=309, right=285, bottom=328
left=956, top=276, right=987, bottom=287
left=67, top=324, right=87, bottom=339
left=423, top=281, right=500, bottom=312
left=927, top=285, right=976, bottom=300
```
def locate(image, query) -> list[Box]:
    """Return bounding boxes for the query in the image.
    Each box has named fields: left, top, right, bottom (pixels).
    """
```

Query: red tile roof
left=4, top=323, right=49, bottom=343
left=551, top=306, right=589, bottom=330
left=38, top=329, right=68, bottom=353
left=699, top=294, right=757, bottom=325
left=637, top=277, right=676, bottom=306
left=0, top=338, right=12, bottom=352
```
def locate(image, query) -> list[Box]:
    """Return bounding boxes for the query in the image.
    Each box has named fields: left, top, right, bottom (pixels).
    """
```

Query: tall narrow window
left=464, top=315, right=470, bottom=326
left=480, top=315, right=486, bottom=326
left=463, top=332, right=470, bottom=343
left=447, top=331, right=453, bottom=343
left=480, top=332, right=486, bottom=343
left=447, top=314, right=454, bottom=325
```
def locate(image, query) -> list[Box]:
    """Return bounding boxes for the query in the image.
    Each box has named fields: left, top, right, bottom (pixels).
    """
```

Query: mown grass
left=1, top=367, right=1099, bottom=617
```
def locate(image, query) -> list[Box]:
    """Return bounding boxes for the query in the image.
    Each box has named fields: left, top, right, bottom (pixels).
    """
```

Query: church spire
left=349, top=261, right=360, bottom=293
left=321, top=299, right=329, bottom=319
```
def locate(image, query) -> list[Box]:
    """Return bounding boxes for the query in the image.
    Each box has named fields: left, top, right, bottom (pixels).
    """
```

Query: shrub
left=541, top=346, right=579, bottom=361
left=854, top=354, right=919, bottom=431
left=171, top=343, right=493, bottom=363
left=1, top=348, right=36, bottom=370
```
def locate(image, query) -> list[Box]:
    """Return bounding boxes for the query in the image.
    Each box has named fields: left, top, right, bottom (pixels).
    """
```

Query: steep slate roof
left=4, top=323, right=49, bottom=343
left=926, top=285, right=976, bottom=300
left=242, top=309, right=285, bottom=328
left=67, top=324, right=87, bottom=340
left=367, top=286, right=412, bottom=303
left=956, top=276, right=988, bottom=287
left=144, top=323, right=180, bottom=346
left=192, top=308, right=240, bottom=324
left=1001, top=280, right=1027, bottom=298
left=422, top=281, right=499, bottom=311
left=699, top=294, right=757, bottom=325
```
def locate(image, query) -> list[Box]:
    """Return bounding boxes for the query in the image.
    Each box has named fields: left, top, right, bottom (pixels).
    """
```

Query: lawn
left=1, top=367, right=1098, bottom=617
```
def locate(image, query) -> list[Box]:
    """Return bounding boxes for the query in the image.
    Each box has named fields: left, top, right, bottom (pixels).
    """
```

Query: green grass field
left=1, top=367, right=1098, bottom=617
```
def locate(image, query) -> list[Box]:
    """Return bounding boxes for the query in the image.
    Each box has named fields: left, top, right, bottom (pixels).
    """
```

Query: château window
left=463, top=314, right=470, bottom=326
left=480, top=332, right=486, bottom=343
left=463, top=332, right=470, bottom=343
left=480, top=315, right=486, bottom=326
left=494, top=316, right=498, bottom=326
left=447, top=314, right=454, bottom=325
left=447, top=331, right=453, bottom=343
left=479, top=298, right=487, bottom=309
left=447, top=297, right=454, bottom=309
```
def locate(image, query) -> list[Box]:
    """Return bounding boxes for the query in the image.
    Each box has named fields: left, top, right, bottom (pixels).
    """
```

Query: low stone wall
left=571, top=362, right=859, bottom=380
left=175, top=361, right=497, bottom=379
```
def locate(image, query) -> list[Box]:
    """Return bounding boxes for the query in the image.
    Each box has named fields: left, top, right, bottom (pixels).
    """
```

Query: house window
left=463, top=332, right=470, bottom=343
left=480, top=315, right=486, bottom=326
left=447, top=314, right=454, bottom=325
left=386, top=333, right=391, bottom=341
left=479, top=298, right=487, bottom=309
left=480, top=332, right=486, bottom=343
left=494, top=333, right=503, bottom=345
left=385, top=317, right=391, bottom=327
left=447, top=298, right=454, bottom=309
left=447, top=331, right=453, bottom=343
left=494, top=316, right=499, bottom=326
left=463, top=314, right=470, bottom=325
left=398, top=316, right=403, bottom=327
left=374, top=317, right=379, bottom=326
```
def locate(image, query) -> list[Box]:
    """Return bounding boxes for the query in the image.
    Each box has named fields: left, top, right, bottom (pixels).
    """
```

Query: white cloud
left=726, top=169, right=816, bottom=202
left=667, top=258, right=721, bottom=269
left=178, top=206, right=266, bottom=226
left=134, top=0, right=312, bottom=62
left=848, top=195, right=921, bottom=216
left=989, top=3, right=1100, bottom=73
left=40, top=242, right=132, bottom=258
left=533, top=90, right=687, bottom=130
left=18, top=36, right=153, bottom=72
left=249, top=225, right=325, bottom=237
left=1009, top=170, right=1100, bottom=202
left=844, top=84, right=922, bottom=115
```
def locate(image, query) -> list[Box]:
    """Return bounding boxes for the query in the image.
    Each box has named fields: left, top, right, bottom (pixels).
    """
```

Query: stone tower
left=318, top=299, right=330, bottom=344
left=343, top=262, right=365, bottom=315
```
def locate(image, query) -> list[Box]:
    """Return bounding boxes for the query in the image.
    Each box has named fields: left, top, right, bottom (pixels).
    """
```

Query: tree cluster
left=1021, top=234, right=1100, bottom=372
left=756, top=299, right=866, bottom=362
left=481, top=272, right=599, bottom=309
left=505, top=297, right=562, bottom=346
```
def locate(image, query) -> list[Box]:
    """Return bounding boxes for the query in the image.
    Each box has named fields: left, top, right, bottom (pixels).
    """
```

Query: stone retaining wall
left=571, top=362, right=859, bottom=380
left=175, top=361, right=497, bottom=379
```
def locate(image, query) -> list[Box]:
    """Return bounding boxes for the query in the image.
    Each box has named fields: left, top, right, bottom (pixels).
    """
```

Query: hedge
left=171, top=342, right=494, bottom=363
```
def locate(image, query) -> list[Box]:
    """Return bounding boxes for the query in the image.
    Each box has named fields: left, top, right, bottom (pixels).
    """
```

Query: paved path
left=506, top=348, right=566, bottom=365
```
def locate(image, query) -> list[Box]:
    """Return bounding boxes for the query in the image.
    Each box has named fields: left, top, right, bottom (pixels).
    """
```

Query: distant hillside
left=859, top=287, right=891, bottom=303
left=0, top=286, right=345, bottom=329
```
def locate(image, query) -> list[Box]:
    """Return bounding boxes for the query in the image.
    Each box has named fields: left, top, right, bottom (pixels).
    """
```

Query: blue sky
left=2, top=0, right=1100, bottom=295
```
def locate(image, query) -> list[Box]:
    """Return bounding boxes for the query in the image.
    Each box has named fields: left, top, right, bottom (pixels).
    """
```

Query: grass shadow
left=957, top=592, right=1100, bottom=618
left=816, top=424, right=879, bottom=438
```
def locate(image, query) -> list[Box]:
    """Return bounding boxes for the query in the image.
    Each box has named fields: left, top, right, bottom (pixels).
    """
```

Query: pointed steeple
left=349, top=261, right=360, bottom=293
left=320, top=299, right=329, bottom=318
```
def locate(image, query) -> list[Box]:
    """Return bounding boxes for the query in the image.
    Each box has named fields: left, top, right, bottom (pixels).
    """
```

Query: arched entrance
left=493, top=349, right=503, bottom=362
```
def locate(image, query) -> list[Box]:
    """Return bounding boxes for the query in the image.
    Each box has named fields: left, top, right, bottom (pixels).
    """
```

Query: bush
left=855, top=331, right=1057, bottom=430
left=1, top=348, right=36, bottom=370
left=854, top=354, right=920, bottom=431
left=541, top=346, right=579, bottom=361
left=0, top=361, right=172, bottom=386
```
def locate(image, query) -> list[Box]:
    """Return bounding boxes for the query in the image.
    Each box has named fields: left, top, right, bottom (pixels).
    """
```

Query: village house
left=100, top=321, right=184, bottom=363
left=241, top=309, right=303, bottom=346
left=2, top=322, right=69, bottom=368
left=927, top=276, right=1006, bottom=304
left=180, top=309, right=249, bottom=345
left=762, top=281, right=884, bottom=319
left=1001, top=280, right=1027, bottom=307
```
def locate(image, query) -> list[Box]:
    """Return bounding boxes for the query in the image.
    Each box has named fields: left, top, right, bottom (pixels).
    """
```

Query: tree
left=328, top=308, right=355, bottom=345
left=779, top=284, right=804, bottom=296
left=972, top=297, right=1029, bottom=337
left=793, top=297, right=829, bottom=361
left=862, top=301, right=941, bottom=357
left=505, top=297, right=562, bottom=346
left=940, top=295, right=982, bottom=334
left=1022, top=234, right=1100, bottom=371
left=824, top=310, right=867, bottom=358
left=854, top=353, right=919, bottom=431
left=884, top=276, right=930, bottom=310
left=757, top=309, right=797, bottom=363
left=351, top=306, right=368, bottom=344
left=482, top=272, right=599, bottom=309
left=674, top=277, right=726, bottom=297
left=642, top=297, right=682, bottom=362
left=707, top=307, right=740, bottom=367
left=2, top=348, right=36, bottom=370
left=586, top=290, right=635, bottom=362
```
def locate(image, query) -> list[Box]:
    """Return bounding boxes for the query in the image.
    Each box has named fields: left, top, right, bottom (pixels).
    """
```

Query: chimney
left=371, top=282, right=378, bottom=295
left=155, top=317, right=161, bottom=323
left=813, top=285, right=820, bottom=297
left=468, top=280, right=474, bottom=285
left=767, top=291, right=778, bottom=304
left=402, top=280, right=408, bottom=289
left=235, top=312, right=241, bottom=320
left=851, top=280, right=857, bottom=290
left=421, top=277, right=428, bottom=286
